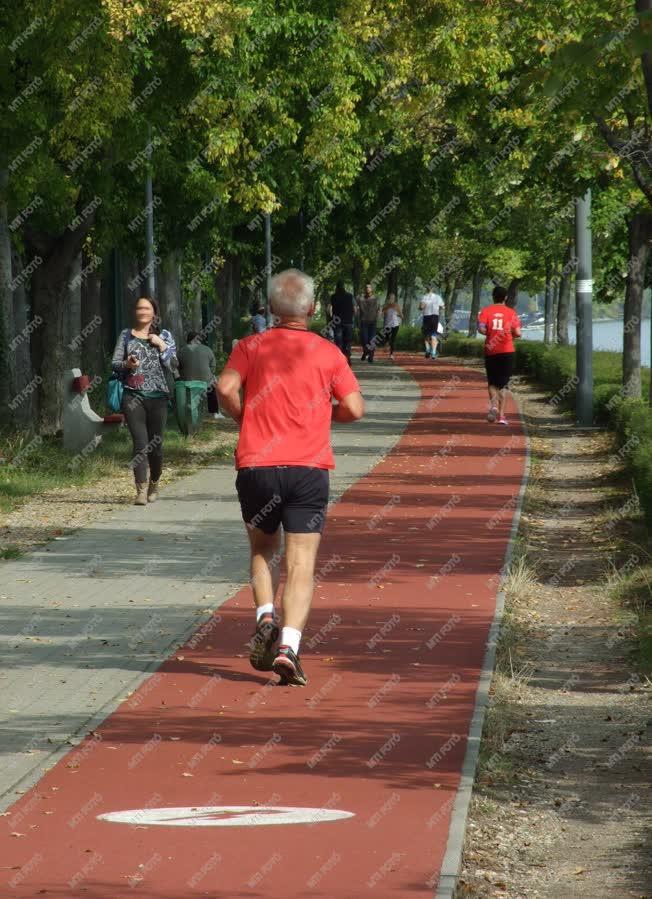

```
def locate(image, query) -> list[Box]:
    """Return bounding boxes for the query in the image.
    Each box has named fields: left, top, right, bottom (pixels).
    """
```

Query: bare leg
left=488, top=385, right=498, bottom=408
left=497, top=387, right=507, bottom=419
left=281, top=532, right=322, bottom=631
left=247, top=527, right=282, bottom=611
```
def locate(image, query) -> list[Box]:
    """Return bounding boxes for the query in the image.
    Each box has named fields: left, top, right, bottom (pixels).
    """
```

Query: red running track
left=0, top=357, right=526, bottom=898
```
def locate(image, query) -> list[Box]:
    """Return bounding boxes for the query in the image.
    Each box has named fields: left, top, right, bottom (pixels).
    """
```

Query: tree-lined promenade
left=1, top=0, right=651, bottom=437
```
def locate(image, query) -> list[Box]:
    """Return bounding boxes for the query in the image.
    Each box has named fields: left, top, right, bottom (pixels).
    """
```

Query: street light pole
left=145, top=125, right=156, bottom=298
left=575, top=190, right=593, bottom=426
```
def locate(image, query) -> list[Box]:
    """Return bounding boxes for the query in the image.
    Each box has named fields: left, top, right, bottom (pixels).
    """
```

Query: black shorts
left=235, top=466, right=329, bottom=535
left=485, top=352, right=515, bottom=389
left=422, top=315, right=439, bottom=338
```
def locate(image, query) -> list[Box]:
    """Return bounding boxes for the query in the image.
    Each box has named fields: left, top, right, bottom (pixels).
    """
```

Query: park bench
left=63, top=368, right=123, bottom=455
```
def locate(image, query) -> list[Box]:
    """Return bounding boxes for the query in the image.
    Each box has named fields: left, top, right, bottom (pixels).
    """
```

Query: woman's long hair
left=132, top=296, right=161, bottom=335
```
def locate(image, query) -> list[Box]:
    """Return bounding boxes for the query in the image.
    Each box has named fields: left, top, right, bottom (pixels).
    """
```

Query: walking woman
left=112, top=297, right=177, bottom=505
left=381, top=293, right=403, bottom=360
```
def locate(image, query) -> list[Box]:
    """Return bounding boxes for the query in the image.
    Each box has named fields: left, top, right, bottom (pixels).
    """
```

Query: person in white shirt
left=380, top=293, right=403, bottom=360
left=419, top=286, right=445, bottom=358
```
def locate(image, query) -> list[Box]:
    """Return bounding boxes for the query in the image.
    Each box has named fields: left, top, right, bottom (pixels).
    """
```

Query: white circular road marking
left=98, top=806, right=355, bottom=827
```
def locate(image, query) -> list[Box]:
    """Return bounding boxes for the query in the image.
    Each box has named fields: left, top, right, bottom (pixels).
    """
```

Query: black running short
left=484, top=352, right=515, bottom=389
left=235, top=465, right=329, bottom=535
left=422, top=314, right=439, bottom=338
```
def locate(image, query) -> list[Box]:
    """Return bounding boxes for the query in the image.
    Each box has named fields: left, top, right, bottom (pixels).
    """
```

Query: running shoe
left=248, top=613, right=279, bottom=671
left=272, top=645, right=308, bottom=687
left=487, top=407, right=498, bottom=423
left=424, top=350, right=431, bottom=358
left=498, top=416, right=509, bottom=426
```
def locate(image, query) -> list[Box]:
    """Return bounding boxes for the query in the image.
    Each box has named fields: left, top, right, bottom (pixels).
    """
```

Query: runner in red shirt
left=477, top=285, right=522, bottom=425
left=217, top=269, right=364, bottom=686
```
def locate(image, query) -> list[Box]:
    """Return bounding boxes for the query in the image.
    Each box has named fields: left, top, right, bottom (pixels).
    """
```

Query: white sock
left=281, top=626, right=302, bottom=654
left=256, top=603, right=274, bottom=622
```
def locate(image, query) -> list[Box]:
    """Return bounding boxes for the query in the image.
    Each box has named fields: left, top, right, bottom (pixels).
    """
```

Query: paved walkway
left=0, top=355, right=526, bottom=898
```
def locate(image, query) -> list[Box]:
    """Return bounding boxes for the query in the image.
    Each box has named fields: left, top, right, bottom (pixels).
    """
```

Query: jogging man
left=477, top=285, right=522, bottom=425
left=419, top=285, right=445, bottom=358
left=217, top=269, right=364, bottom=686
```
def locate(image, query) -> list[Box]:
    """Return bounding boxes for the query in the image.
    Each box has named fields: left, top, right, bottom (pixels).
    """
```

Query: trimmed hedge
left=441, top=332, right=652, bottom=527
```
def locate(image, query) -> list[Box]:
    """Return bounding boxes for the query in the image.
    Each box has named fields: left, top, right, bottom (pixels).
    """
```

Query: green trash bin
left=175, top=380, right=208, bottom=436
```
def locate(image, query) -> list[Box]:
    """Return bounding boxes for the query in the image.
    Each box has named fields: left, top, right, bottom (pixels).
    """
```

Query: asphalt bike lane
left=0, top=356, right=526, bottom=898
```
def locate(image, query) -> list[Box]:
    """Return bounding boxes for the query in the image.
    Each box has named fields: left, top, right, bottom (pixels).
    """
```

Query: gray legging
left=122, top=391, right=168, bottom=483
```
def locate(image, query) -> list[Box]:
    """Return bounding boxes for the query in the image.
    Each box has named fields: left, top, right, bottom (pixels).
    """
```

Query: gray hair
left=268, top=268, right=314, bottom=317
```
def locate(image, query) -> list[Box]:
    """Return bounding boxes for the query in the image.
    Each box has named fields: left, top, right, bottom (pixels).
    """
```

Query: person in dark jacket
left=178, top=331, right=223, bottom=418
left=329, top=280, right=355, bottom=364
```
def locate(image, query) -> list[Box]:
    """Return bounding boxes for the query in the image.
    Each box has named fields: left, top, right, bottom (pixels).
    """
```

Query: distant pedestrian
left=329, top=280, right=355, bottom=364
left=419, top=285, right=445, bottom=359
left=251, top=303, right=267, bottom=334
left=380, top=293, right=403, bottom=360
left=178, top=331, right=216, bottom=384
left=178, top=331, right=220, bottom=418
left=357, top=283, right=379, bottom=363
left=217, top=269, right=364, bottom=686
left=478, top=285, right=522, bottom=426
left=112, top=297, right=177, bottom=506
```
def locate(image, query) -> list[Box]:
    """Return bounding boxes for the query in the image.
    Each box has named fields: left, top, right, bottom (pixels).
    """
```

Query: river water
left=521, top=319, right=649, bottom=366
left=452, top=316, right=648, bottom=366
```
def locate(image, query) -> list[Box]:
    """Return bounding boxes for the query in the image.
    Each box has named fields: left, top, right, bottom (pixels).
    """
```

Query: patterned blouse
left=112, top=329, right=177, bottom=395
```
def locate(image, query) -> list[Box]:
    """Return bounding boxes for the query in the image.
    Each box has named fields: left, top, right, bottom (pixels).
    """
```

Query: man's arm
left=216, top=368, right=243, bottom=422
left=332, top=390, right=364, bottom=422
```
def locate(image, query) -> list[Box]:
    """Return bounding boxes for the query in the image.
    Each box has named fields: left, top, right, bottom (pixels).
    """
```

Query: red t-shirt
left=478, top=304, right=521, bottom=355
left=225, top=328, right=361, bottom=470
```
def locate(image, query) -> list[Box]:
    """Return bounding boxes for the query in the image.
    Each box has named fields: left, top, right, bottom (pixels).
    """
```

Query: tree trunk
left=66, top=254, right=82, bottom=370
left=10, top=248, right=35, bottom=429
left=557, top=241, right=573, bottom=345
left=190, top=285, right=203, bottom=332
left=507, top=277, right=520, bottom=309
left=352, top=258, right=362, bottom=301
left=0, top=169, right=15, bottom=427
left=122, top=253, right=142, bottom=316
left=81, top=256, right=104, bottom=379
left=446, top=275, right=464, bottom=326
left=158, top=250, right=184, bottom=348
left=386, top=266, right=399, bottom=300
left=223, top=255, right=235, bottom=349
left=213, top=264, right=227, bottom=355
left=468, top=268, right=484, bottom=337
left=623, top=213, right=652, bottom=399
left=30, top=242, right=85, bottom=433
left=544, top=259, right=554, bottom=345
left=224, top=253, right=241, bottom=352
left=402, top=271, right=416, bottom=324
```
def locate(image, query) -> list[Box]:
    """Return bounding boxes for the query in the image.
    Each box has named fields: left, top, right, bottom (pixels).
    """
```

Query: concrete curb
left=434, top=395, right=531, bottom=898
